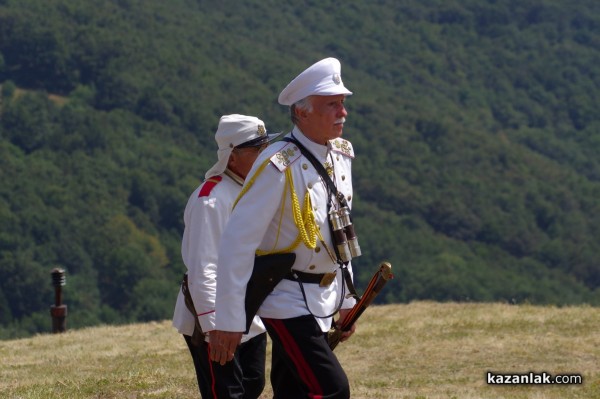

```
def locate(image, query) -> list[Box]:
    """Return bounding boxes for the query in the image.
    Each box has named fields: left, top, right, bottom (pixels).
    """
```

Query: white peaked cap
left=278, top=57, right=353, bottom=106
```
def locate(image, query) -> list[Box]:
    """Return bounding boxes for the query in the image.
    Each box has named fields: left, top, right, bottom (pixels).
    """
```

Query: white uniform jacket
left=172, top=172, right=265, bottom=342
left=215, top=128, right=357, bottom=333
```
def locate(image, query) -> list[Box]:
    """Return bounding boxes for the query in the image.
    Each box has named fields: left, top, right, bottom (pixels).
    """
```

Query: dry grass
left=1, top=302, right=598, bottom=399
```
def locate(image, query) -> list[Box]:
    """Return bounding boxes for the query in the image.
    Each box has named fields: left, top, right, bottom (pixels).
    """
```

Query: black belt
left=284, top=269, right=338, bottom=287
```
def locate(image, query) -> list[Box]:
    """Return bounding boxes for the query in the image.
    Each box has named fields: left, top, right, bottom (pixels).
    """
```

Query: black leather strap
left=282, top=135, right=361, bottom=314
left=282, top=137, right=348, bottom=208
left=283, top=135, right=350, bottom=266
left=284, top=269, right=327, bottom=284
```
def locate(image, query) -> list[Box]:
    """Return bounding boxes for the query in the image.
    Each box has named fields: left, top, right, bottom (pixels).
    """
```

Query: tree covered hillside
left=0, top=0, right=599, bottom=338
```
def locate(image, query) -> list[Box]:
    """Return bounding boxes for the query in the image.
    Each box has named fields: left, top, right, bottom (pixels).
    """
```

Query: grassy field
left=1, top=302, right=598, bottom=399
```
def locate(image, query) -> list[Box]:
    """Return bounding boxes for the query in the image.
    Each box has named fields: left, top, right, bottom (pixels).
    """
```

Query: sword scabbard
left=328, top=261, right=393, bottom=350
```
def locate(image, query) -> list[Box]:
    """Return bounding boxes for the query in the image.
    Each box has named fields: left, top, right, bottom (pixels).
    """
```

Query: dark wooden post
left=50, top=268, right=67, bottom=333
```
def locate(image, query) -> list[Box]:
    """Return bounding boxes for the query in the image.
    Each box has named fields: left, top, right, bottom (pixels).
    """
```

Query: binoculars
left=329, top=206, right=361, bottom=263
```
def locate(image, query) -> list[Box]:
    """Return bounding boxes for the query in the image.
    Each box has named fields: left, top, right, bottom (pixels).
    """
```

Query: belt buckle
left=319, top=271, right=337, bottom=287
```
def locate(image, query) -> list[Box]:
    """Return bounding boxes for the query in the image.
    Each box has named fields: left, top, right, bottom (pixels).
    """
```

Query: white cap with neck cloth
left=204, top=114, right=277, bottom=179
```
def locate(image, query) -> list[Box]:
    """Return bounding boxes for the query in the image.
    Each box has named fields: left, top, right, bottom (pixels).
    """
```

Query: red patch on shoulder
left=198, top=176, right=223, bottom=197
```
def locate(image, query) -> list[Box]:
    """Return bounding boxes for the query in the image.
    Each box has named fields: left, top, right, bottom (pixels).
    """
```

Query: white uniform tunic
left=215, top=128, right=357, bottom=333
left=172, top=172, right=265, bottom=342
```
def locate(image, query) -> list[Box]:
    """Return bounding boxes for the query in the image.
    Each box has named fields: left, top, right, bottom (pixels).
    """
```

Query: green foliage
left=1, top=80, right=15, bottom=98
left=0, top=0, right=599, bottom=338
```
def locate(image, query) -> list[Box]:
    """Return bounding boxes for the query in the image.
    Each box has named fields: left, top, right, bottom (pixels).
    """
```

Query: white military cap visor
left=205, top=114, right=277, bottom=179
left=278, top=57, right=353, bottom=106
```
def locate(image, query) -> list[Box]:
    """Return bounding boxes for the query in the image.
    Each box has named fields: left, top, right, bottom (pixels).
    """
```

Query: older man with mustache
left=211, top=58, right=359, bottom=399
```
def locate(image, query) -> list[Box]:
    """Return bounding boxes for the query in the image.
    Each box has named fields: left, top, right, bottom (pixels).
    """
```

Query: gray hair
left=290, top=96, right=313, bottom=124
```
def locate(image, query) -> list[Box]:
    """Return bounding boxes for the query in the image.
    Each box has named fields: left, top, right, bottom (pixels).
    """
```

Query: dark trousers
left=263, top=315, right=350, bottom=399
left=184, top=332, right=266, bottom=399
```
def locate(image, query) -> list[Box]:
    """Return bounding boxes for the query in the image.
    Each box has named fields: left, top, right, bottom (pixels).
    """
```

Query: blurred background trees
left=0, top=0, right=599, bottom=338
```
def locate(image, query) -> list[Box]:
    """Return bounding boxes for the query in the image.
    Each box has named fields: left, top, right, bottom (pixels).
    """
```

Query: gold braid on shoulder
left=232, top=158, right=320, bottom=255
left=232, top=157, right=271, bottom=210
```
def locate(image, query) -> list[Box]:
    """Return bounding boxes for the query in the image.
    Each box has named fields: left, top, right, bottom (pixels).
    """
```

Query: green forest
left=1, top=0, right=599, bottom=339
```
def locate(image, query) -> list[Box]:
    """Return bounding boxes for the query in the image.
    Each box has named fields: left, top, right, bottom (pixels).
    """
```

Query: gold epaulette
left=329, top=138, right=354, bottom=158
left=269, top=142, right=302, bottom=172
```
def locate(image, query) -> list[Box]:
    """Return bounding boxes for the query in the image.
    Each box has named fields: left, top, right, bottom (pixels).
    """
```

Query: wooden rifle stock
left=328, top=262, right=393, bottom=350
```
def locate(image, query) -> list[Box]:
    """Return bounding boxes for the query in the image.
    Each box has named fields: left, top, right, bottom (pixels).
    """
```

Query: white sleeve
left=214, top=164, right=286, bottom=332
left=181, top=192, right=228, bottom=332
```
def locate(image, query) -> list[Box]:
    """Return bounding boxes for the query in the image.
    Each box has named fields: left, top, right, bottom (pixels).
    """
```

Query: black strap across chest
left=281, top=136, right=360, bottom=317
left=282, top=137, right=348, bottom=208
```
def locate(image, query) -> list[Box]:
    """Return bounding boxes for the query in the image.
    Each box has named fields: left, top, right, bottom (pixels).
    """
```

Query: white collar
left=291, top=126, right=329, bottom=159
left=224, top=168, right=244, bottom=186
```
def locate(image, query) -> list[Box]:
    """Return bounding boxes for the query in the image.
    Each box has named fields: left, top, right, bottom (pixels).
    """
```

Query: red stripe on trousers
left=206, top=343, right=218, bottom=398
left=266, top=319, right=324, bottom=398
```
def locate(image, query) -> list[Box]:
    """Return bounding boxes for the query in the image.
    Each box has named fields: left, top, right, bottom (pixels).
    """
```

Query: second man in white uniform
left=173, top=114, right=275, bottom=399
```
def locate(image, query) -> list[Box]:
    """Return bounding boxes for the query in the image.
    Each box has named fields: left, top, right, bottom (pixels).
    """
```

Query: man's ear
left=294, top=106, right=308, bottom=120
left=227, top=152, right=238, bottom=169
